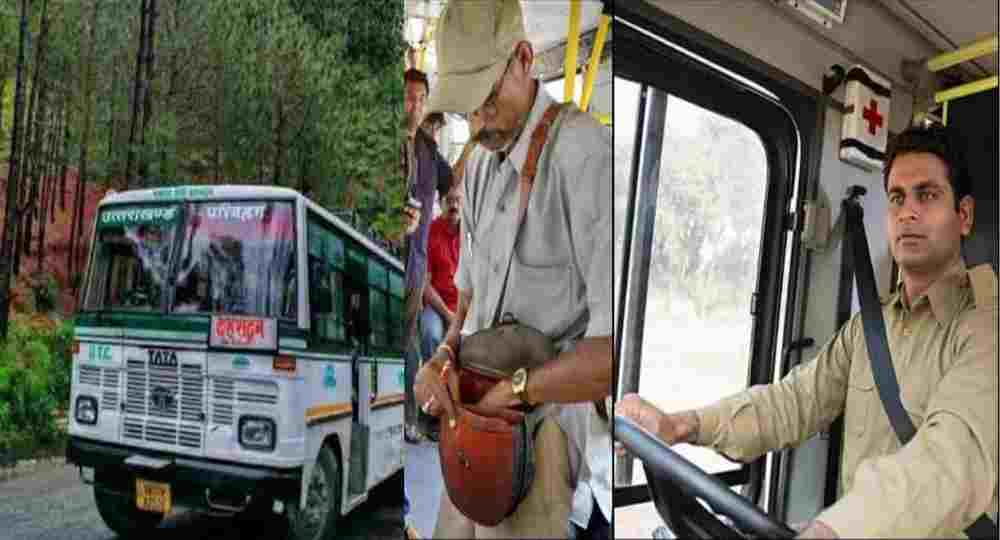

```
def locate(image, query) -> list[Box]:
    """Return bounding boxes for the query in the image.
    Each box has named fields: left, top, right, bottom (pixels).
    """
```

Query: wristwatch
left=511, top=368, right=531, bottom=405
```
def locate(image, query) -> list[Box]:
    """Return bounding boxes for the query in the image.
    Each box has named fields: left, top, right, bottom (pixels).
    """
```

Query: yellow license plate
left=135, top=479, right=172, bottom=514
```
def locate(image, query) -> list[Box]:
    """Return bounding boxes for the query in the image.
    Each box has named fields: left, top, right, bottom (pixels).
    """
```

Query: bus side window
left=388, top=271, right=404, bottom=356
left=307, top=216, right=348, bottom=347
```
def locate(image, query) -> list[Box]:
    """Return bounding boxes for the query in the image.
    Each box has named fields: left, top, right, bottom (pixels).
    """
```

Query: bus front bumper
left=66, top=436, right=302, bottom=511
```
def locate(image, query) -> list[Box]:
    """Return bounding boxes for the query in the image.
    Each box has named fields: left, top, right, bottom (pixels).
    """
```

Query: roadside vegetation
left=0, top=273, right=72, bottom=466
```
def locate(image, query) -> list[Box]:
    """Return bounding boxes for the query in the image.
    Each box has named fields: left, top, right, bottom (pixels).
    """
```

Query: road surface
left=0, top=461, right=404, bottom=540
left=404, top=441, right=445, bottom=539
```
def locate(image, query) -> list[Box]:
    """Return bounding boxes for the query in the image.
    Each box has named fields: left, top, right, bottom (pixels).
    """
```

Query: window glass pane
left=347, top=245, right=367, bottom=278
left=613, top=79, right=641, bottom=337
left=86, top=205, right=180, bottom=311
left=369, top=259, right=388, bottom=291
left=389, top=271, right=405, bottom=299
left=308, top=222, right=325, bottom=259
left=369, top=290, right=388, bottom=349
left=329, top=233, right=345, bottom=270
left=614, top=87, right=769, bottom=540
left=388, top=296, right=403, bottom=354
left=637, top=95, right=768, bottom=479
left=172, top=202, right=296, bottom=317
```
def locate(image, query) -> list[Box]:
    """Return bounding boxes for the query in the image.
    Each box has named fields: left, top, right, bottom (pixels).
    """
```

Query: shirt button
left=498, top=203, right=506, bottom=213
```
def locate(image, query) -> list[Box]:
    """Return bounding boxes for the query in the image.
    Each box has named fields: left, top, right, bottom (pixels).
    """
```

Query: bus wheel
left=288, top=445, right=341, bottom=540
left=93, top=469, right=164, bottom=537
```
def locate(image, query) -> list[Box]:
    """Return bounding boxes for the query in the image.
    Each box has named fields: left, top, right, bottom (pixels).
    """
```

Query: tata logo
left=150, top=386, right=176, bottom=411
left=148, top=349, right=179, bottom=368
left=232, top=356, right=251, bottom=370
left=89, top=345, right=113, bottom=364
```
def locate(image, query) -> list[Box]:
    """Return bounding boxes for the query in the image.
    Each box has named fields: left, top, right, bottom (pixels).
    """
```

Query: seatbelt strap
left=843, top=189, right=997, bottom=539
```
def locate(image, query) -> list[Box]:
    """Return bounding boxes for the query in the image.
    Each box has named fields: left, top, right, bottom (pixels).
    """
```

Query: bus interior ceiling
left=623, top=0, right=997, bottom=529
left=405, top=1, right=612, bottom=165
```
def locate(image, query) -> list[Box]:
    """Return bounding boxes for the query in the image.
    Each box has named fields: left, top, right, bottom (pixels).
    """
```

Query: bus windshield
left=83, top=205, right=180, bottom=312
left=84, top=201, right=297, bottom=319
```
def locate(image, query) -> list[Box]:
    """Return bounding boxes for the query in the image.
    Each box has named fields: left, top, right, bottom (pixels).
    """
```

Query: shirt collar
left=891, top=259, right=970, bottom=325
left=501, top=81, right=555, bottom=179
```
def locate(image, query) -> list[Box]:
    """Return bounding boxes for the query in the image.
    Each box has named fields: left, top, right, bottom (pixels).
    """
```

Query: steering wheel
left=615, top=415, right=796, bottom=539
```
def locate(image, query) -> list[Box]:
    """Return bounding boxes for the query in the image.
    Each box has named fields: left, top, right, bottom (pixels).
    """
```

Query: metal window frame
left=612, top=0, right=824, bottom=521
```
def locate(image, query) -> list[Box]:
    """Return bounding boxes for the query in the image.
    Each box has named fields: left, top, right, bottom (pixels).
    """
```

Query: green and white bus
left=66, top=185, right=404, bottom=540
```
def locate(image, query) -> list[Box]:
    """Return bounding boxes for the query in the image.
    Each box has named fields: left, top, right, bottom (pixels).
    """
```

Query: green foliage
left=1, top=0, right=407, bottom=248
left=30, top=273, right=61, bottom=313
left=0, top=318, right=73, bottom=461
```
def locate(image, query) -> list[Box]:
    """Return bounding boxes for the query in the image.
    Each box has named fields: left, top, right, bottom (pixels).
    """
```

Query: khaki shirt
left=696, top=261, right=998, bottom=538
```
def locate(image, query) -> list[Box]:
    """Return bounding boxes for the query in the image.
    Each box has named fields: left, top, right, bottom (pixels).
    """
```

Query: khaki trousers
left=433, top=418, right=574, bottom=539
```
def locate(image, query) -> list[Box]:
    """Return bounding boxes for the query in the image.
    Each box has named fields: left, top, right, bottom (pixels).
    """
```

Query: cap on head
left=425, top=0, right=527, bottom=115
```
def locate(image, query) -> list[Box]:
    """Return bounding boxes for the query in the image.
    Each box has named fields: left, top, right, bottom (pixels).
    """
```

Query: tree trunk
left=125, top=0, right=149, bottom=190
left=107, top=61, right=117, bottom=165
left=16, top=0, right=51, bottom=274
left=70, top=0, right=99, bottom=288
left=38, top=104, right=62, bottom=271
left=272, top=98, right=285, bottom=185
left=0, top=0, right=31, bottom=340
left=60, top=102, right=69, bottom=212
left=137, top=0, right=158, bottom=185
left=214, top=59, right=224, bottom=184
left=0, top=78, right=6, bottom=139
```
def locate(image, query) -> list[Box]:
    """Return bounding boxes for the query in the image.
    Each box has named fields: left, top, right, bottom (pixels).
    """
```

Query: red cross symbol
left=862, top=99, right=884, bottom=136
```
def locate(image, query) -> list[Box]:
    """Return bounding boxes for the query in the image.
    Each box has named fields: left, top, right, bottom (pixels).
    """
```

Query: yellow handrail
left=580, top=14, right=610, bottom=112
left=564, top=0, right=582, bottom=104
left=927, top=34, right=998, bottom=73
left=935, top=75, right=999, bottom=104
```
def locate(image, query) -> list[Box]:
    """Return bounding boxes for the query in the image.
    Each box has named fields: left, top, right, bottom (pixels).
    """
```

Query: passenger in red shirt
left=421, top=182, right=463, bottom=360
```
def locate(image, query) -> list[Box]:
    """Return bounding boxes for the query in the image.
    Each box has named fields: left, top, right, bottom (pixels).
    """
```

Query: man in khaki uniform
left=619, top=125, right=998, bottom=539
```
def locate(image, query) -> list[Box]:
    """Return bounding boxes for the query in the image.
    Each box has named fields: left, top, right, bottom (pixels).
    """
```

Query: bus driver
left=618, top=125, right=998, bottom=539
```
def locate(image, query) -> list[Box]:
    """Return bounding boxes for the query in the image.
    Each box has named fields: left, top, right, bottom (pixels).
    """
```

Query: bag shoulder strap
left=491, top=102, right=567, bottom=326
left=844, top=193, right=997, bottom=539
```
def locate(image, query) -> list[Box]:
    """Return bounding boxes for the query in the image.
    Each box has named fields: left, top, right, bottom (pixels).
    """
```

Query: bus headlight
left=239, top=416, right=276, bottom=451
left=75, top=396, right=99, bottom=425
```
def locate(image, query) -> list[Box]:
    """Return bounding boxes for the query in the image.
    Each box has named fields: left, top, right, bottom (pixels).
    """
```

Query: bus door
left=344, top=270, right=371, bottom=497
left=612, top=6, right=822, bottom=537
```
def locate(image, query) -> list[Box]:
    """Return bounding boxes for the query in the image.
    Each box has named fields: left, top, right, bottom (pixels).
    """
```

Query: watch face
left=513, top=369, right=527, bottom=390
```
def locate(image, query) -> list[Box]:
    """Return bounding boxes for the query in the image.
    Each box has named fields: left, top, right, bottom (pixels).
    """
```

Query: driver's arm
left=693, top=317, right=856, bottom=463
left=814, top=307, right=998, bottom=539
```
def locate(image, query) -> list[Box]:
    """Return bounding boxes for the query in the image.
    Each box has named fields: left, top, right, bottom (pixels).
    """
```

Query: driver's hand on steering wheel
left=615, top=394, right=700, bottom=456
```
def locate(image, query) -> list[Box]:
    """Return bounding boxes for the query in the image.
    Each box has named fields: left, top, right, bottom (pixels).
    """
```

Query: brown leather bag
left=436, top=103, right=566, bottom=527
left=438, top=319, right=554, bottom=526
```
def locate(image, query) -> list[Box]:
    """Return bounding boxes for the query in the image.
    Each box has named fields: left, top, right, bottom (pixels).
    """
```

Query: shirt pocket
left=845, top=358, right=876, bottom=439
left=508, top=258, right=572, bottom=334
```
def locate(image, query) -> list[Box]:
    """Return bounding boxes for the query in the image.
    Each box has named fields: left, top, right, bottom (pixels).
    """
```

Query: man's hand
left=403, top=206, right=421, bottom=236
left=615, top=394, right=700, bottom=455
left=413, top=350, right=458, bottom=421
left=794, top=520, right=838, bottom=539
left=475, top=379, right=522, bottom=411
